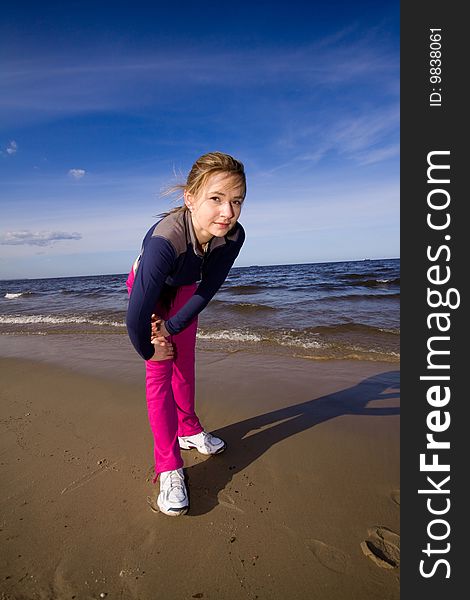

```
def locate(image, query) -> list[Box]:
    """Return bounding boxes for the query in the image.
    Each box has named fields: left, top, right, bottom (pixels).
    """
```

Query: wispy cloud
left=0, top=230, right=82, bottom=246
left=275, top=104, right=399, bottom=167
left=68, top=168, right=86, bottom=179
left=330, top=109, right=399, bottom=155
left=0, top=30, right=398, bottom=170
left=356, top=143, right=400, bottom=166
left=0, top=30, right=397, bottom=121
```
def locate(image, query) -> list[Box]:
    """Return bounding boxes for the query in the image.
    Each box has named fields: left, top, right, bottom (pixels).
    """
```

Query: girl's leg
left=127, top=265, right=183, bottom=477
left=168, top=285, right=203, bottom=438
left=145, top=358, right=184, bottom=476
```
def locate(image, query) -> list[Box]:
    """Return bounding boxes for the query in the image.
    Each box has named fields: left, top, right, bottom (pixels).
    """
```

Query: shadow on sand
left=185, top=370, right=400, bottom=516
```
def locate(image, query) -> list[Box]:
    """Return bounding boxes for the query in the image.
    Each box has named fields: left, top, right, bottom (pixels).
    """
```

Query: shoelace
left=167, top=470, right=185, bottom=496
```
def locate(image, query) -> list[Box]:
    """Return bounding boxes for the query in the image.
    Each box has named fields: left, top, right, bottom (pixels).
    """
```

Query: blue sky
left=0, top=1, right=399, bottom=279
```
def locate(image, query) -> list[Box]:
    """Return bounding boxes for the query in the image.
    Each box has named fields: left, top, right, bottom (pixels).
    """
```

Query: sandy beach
left=0, top=336, right=400, bottom=599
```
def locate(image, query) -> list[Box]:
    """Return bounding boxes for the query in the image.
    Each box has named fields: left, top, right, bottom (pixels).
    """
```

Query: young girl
left=126, top=152, right=246, bottom=516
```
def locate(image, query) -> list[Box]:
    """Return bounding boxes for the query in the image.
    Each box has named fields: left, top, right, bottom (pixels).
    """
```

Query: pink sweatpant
left=126, top=269, right=203, bottom=478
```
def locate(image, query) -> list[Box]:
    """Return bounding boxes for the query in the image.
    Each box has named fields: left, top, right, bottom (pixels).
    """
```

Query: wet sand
left=0, top=336, right=400, bottom=599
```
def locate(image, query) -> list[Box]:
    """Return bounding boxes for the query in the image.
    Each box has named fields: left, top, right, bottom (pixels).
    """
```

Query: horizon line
left=0, top=256, right=400, bottom=282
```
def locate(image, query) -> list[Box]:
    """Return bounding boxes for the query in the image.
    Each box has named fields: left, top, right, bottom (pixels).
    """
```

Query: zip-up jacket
left=126, top=209, right=245, bottom=360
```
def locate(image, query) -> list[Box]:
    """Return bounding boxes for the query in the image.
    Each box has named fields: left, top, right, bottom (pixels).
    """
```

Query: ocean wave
left=0, top=320, right=399, bottom=362
left=0, top=314, right=125, bottom=327
left=325, top=292, right=400, bottom=301
left=298, top=350, right=400, bottom=363
left=211, top=300, right=276, bottom=313
left=278, top=336, right=323, bottom=350
left=197, top=329, right=263, bottom=342
left=0, top=331, right=48, bottom=336
left=225, top=284, right=263, bottom=294
left=4, top=291, right=34, bottom=299
left=197, top=328, right=322, bottom=349
left=342, top=272, right=382, bottom=280
left=60, top=288, right=109, bottom=297
left=305, top=323, right=400, bottom=335
left=356, top=278, right=400, bottom=287
left=196, top=327, right=399, bottom=361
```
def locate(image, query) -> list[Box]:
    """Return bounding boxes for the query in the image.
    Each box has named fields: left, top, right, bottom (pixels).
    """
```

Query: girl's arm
left=126, top=236, right=176, bottom=360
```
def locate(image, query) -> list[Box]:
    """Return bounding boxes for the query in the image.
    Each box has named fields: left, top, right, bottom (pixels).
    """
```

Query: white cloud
left=0, top=230, right=82, bottom=246
left=68, top=168, right=86, bottom=179
left=2, top=140, right=18, bottom=155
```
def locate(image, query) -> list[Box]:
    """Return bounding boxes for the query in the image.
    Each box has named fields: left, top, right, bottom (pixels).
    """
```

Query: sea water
left=0, top=259, right=399, bottom=362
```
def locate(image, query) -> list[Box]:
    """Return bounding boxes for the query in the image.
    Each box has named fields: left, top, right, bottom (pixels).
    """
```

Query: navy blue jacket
left=126, top=209, right=245, bottom=360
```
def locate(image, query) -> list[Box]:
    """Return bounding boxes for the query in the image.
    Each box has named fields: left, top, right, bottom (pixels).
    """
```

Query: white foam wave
left=378, top=327, right=400, bottom=334
left=0, top=331, right=47, bottom=336
left=279, top=336, right=323, bottom=349
left=197, top=329, right=322, bottom=349
left=5, top=292, right=27, bottom=299
left=0, top=315, right=125, bottom=327
left=368, top=348, right=400, bottom=358
left=343, top=344, right=400, bottom=359
left=197, top=330, right=262, bottom=342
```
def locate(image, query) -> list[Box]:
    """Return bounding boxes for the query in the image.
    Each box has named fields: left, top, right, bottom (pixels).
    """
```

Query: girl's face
left=185, top=171, right=245, bottom=244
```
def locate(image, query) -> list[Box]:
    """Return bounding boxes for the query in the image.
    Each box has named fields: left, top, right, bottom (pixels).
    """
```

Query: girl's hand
left=149, top=314, right=174, bottom=361
left=151, top=314, right=170, bottom=340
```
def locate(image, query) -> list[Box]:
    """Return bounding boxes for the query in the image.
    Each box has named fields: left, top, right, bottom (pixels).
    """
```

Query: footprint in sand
left=361, top=527, right=400, bottom=569
left=218, top=491, right=245, bottom=513
left=306, top=539, right=350, bottom=574
left=146, top=495, right=159, bottom=513
left=391, top=490, right=400, bottom=506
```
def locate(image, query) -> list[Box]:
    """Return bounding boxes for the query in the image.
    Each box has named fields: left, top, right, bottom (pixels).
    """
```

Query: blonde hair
left=161, top=151, right=246, bottom=216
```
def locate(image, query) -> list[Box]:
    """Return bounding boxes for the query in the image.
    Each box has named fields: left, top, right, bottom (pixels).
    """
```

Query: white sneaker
left=157, top=468, right=188, bottom=516
left=178, top=431, right=226, bottom=455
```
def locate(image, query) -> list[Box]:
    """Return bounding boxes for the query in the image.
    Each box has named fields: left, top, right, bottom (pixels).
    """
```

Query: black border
left=401, top=2, right=464, bottom=596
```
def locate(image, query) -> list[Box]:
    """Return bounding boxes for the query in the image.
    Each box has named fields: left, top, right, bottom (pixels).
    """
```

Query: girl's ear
left=184, top=190, right=193, bottom=212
